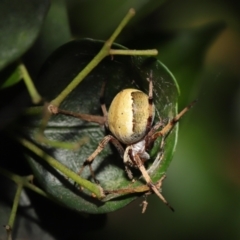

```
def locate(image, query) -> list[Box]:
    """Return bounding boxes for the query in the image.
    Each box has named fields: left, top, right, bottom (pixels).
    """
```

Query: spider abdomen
left=108, top=88, right=154, bottom=145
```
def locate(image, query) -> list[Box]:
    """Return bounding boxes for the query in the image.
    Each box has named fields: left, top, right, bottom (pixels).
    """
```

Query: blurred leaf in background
left=1, top=0, right=240, bottom=239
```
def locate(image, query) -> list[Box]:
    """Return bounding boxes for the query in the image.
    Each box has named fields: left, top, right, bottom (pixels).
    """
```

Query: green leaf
left=23, top=39, right=179, bottom=213
left=24, top=0, right=72, bottom=76
left=0, top=63, right=22, bottom=89
left=0, top=0, right=50, bottom=71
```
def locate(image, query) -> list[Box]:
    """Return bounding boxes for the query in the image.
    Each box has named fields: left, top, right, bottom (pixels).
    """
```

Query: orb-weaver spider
left=49, top=71, right=195, bottom=211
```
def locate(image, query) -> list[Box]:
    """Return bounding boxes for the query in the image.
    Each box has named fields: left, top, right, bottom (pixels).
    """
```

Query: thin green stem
left=24, top=106, right=43, bottom=115
left=50, top=50, right=107, bottom=107
left=107, top=8, right=135, bottom=45
left=50, top=8, right=136, bottom=107
left=0, top=167, right=54, bottom=199
left=18, top=137, right=104, bottom=199
left=109, top=49, right=158, bottom=55
left=35, top=135, right=89, bottom=150
left=19, top=63, right=42, bottom=104
left=7, top=184, right=23, bottom=233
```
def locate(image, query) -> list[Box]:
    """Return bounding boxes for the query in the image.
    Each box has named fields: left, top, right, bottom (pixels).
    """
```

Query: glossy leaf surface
left=0, top=0, right=50, bottom=71
left=24, top=39, right=179, bottom=213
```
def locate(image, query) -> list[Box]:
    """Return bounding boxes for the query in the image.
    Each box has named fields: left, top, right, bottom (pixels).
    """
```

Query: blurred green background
left=1, top=0, right=240, bottom=239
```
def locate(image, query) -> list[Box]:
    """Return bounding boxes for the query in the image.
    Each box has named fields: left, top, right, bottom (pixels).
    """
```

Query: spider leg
left=99, top=81, right=108, bottom=122
left=134, top=154, right=174, bottom=211
left=34, top=103, right=89, bottom=149
left=140, top=199, right=148, bottom=214
left=140, top=174, right=167, bottom=213
left=48, top=80, right=110, bottom=127
left=146, top=70, right=154, bottom=134
left=145, top=119, right=164, bottom=150
left=78, top=135, right=124, bottom=183
left=48, top=104, right=106, bottom=125
left=125, top=165, right=134, bottom=180
left=151, top=100, right=197, bottom=141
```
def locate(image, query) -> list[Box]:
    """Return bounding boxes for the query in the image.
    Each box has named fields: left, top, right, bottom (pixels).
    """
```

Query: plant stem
left=109, top=49, right=158, bottom=55
left=19, top=63, right=42, bottom=104
left=24, top=106, right=43, bottom=115
left=50, top=8, right=156, bottom=107
left=6, top=184, right=23, bottom=240
left=18, top=137, right=104, bottom=199
left=50, top=50, right=107, bottom=107
left=107, top=8, right=135, bottom=45
left=0, top=167, right=54, bottom=199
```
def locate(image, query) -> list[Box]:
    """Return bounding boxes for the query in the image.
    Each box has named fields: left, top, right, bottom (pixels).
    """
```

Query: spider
left=49, top=71, right=195, bottom=211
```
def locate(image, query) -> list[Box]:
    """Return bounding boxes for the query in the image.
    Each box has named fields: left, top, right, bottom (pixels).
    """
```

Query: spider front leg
left=150, top=100, right=197, bottom=142
left=134, top=154, right=174, bottom=211
left=141, top=174, right=168, bottom=213
left=146, top=70, right=154, bottom=134
left=47, top=81, right=108, bottom=127
left=44, top=101, right=106, bottom=150
left=49, top=104, right=106, bottom=126
left=123, top=142, right=174, bottom=211
left=33, top=103, right=89, bottom=150
left=78, top=135, right=124, bottom=183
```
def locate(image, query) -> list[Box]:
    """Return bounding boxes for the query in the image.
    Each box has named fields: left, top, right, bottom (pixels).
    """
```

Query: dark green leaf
left=0, top=63, right=22, bottom=89
left=23, top=39, right=179, bottom=213
left=0, top=0, right=50, bottom=71
left=24, top=0, right=72, bottom=77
